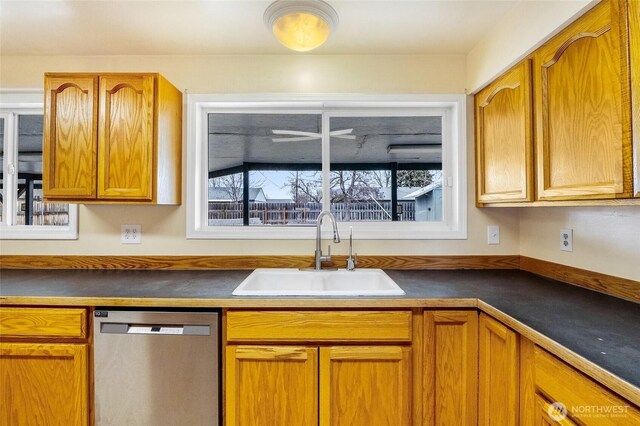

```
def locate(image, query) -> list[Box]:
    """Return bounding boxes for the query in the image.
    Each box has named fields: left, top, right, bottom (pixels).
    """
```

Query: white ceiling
left=0, top=0, right=518, bottom=56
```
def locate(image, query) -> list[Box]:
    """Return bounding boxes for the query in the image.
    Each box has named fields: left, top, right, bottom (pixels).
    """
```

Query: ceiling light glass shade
left=264, top=1, right=339, bottom=52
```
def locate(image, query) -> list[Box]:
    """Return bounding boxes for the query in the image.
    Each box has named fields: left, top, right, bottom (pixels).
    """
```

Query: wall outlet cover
left=560, top=228, right=573, bottom=252
left=487, top=225, right=500, bottom=245
left=121, top=224, right=141, bottom=244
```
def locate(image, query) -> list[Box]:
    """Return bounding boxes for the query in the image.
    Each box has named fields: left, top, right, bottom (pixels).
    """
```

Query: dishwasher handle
left=99, top=323, right=211, bottom=336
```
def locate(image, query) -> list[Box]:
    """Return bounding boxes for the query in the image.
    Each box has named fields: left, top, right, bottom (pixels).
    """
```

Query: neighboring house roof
left=208, top=187, right=267, bottom=202
left=403, top=181, right=442, bottom=199
left=265, top=198, right=294, bottom=203
left=380, top=187, right=424, bottom=201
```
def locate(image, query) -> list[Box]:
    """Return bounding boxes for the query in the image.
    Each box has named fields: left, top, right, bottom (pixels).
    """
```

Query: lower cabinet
left=521, top=337, right=640, bottom=426
left=225, top=345, right=318, bottom=426
left=0, top=307, right=89, bottom=426
left=225, top=344, right=412, bottom=426
left=224, top=310, right=414, bottom=426
left=423, top=310, right=478, bottom=425
left=478, top=313, right=519, bottom=425
left=319, top=346, right=412, bottom=426
left=0, top=343, right=88, bottom=426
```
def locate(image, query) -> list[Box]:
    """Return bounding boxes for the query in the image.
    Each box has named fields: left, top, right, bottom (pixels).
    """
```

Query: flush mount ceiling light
left=264, top=0, right=339, bottom=52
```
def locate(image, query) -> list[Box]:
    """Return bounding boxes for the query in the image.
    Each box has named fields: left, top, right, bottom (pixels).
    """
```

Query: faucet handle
left=327, top=245, right=331, bottom=257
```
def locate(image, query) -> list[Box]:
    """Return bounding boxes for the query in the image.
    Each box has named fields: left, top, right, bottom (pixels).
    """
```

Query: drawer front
left=533, top=346, right=640, bottom=425
left=226, top=310, right=412, bottom=342
left=0, top=308, right=87, bottom=339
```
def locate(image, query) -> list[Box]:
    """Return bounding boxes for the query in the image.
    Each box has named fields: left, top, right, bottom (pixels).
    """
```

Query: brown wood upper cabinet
left=43, top=73, right=182, bottom=204
left=534, top=0, right=633, bottom=200
left=475, top=60, right=533, bottom=203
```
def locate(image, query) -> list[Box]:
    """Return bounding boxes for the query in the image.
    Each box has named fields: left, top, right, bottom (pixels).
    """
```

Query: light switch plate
left=560, top=228, right=573, bottom=252
left=121, top=224, right=141, bottom=244
left=487, top=225, right=500, bottom=245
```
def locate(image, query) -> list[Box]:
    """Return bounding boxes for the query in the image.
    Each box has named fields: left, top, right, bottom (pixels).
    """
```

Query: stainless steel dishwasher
left=93, top=309, right=219, bottom=426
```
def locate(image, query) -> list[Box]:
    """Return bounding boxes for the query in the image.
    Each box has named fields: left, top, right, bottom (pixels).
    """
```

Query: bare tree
left=210, top=174, right=243, bottom=201
left=287, top=171, right=322, bottom=203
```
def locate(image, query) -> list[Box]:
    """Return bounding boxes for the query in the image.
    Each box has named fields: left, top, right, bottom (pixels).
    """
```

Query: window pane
left=0, top=117, right=4, bottom=223
left=16, top=115, right=69, bottom=226
left=329, top=116, right=442, bottom=222
left=207, top=113, right=322, bottom=226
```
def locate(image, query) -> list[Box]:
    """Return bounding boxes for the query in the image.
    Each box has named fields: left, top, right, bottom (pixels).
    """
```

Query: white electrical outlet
left=560, top=228, right=573, bottom=252
left=121, top=225, right=141, bottom=244
left=487, top=225, right=500, bottom=245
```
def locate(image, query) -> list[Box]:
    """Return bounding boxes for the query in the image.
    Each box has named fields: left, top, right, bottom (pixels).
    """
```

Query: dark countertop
left=1, top=268, right=639, bottom=401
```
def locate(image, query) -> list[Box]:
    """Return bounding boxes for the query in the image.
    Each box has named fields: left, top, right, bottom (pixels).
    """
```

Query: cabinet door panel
left=0, top=343, right=88, bottom=426
left=43, top=75, right=98, bottom=199
left=479, top=313, right=519, bottom=425
left=535, top=394, right=579, bottom=426
left=319, top=346, right=411, bottom=426
left=423, top=310, right=478, bottom=425
left=535, top=0, right=632, bottom=199
left=226, top=345, right=318, bottom=426
left=98, top=75, right=154, bottom=200
left=476, top=60, right=533, bottom=203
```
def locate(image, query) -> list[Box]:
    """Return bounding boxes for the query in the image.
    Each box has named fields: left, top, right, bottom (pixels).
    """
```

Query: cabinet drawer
left=533, top=346, right=640, bottom=425
left=0, top=308, right=87, bottom=338
left=226, top=310, right=412, bottom=342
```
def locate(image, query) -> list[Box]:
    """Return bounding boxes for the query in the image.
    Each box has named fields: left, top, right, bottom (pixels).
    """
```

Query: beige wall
left=520, top=207, right=640, bottom=281
left=1, top=45, right=637, bottom=282
left=0, top=55, right=521, bottom=257
left=466, top=0, right=594, bottom=93
left=0, top=54, right=466, bottom=94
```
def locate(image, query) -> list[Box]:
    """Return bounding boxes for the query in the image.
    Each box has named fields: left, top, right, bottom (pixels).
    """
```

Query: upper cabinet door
left=534, top=0, right=632, bottom=200
left=97, top=75, right=155, bottom=200
left=43, top=75, right=98, bottom=199
left=476, top=60, right=533, bottom=203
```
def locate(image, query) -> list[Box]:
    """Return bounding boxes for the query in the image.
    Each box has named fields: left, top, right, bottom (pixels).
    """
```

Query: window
left=187, top=95, right=466, bottom=240
left=0, top=91, right=78, bottom=239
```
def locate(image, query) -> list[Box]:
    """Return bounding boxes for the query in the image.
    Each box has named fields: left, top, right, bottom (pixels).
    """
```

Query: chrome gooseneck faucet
left=346, top=226, right=357, bottom=271
left=315, top=210, right=341, bottom=270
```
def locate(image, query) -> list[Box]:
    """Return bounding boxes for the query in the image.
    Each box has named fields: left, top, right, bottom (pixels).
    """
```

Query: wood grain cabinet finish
left=529, top=345, right=640, bottom=426
left=225, top=345, right=318, bottom=426
left=475, top=60, right=534, bottom=203
left=43, top=76, right=98, bottom=199
left=319, top=346, right=412, bottom=426
left=0, top=343, right=88, bottom=426
left=422, top=310, right=478, bottom=425
left=534, top=0, right=633, bottom=200
left=629, top=0, right=640, bottom=197
left=0, top=307, right=87, bottom=338
left=43, top=72, right=182, bottom=204
left=478, top=313, right=519, bottom=425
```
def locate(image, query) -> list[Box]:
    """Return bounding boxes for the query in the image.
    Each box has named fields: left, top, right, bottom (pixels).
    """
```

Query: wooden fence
left=208, top=201, right=416, bottom=225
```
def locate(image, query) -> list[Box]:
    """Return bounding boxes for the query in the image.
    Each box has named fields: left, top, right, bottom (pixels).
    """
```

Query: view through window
left=207, top=113, right=442, bottom=226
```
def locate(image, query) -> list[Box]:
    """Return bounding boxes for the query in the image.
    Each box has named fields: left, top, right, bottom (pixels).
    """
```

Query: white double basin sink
left=232, top=268, right=405, bottom=296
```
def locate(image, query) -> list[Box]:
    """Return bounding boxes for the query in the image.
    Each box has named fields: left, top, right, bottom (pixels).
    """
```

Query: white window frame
left=0, top=90, right=78, bottom=240
left=187, top=94, right=466, bottom=240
